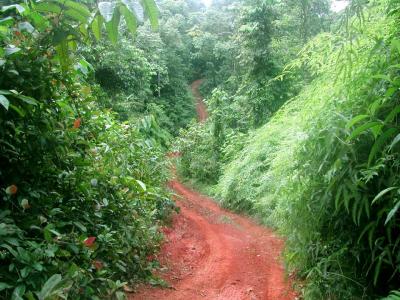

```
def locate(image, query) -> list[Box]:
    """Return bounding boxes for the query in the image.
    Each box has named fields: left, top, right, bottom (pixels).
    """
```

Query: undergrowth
left=0, top=1, right=175, bottom=298
left=215, top=1, right=400, bottom=298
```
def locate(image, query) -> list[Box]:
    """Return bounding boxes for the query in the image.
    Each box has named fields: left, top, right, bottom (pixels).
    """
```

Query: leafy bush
left=0, top=1, right=174, bottom=298
left=176, top=122, right=220, bottom=184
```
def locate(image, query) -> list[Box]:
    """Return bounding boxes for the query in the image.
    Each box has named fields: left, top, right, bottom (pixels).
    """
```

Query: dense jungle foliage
left=1, top=0, right=400, bottom=299
left=176, top=0, right=400, bottom=299
left=0, top=0, right=197, bottom=298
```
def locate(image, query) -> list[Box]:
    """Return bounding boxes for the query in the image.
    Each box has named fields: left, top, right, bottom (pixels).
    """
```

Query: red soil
left=191, top=79, right=208, bottom=122
left=130, top=181, right=296, bottom=300
left=129, top=80, right=296, bottom=300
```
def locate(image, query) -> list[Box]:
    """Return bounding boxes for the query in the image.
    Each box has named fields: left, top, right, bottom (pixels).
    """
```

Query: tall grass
left=216, top=1, right=400, bottom=298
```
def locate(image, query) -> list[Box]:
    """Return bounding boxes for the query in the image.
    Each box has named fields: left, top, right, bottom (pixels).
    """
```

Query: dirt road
left=130, top=81, right=295, bottom=300
left=191, top=79, right=208, bottom=122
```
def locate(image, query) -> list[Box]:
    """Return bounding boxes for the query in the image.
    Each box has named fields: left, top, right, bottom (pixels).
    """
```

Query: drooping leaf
left=65, top=9, right=87, bottom=23
left=384, top=105, right=400, bottom=124
left=11, top=285, right=25, bottom=300
left=28, top=12, right=48, bottom=32
left=18, top=22, right=35, bottom=33
left=123, top=0, right=143, bottom=21
left=52, top=0, right=90, bottom=18
left=16, top=94, right=38, bottom=106
left=389, top=133, right=400, bottom=150
left=346, top=114, right=369, bottom=129
left=372, top=187, right=398, bottom=205
left=120, top=4, right=137, bottom=36
left=105, top=7, right=121, bottom=45
left=35, top=2, right=62, bottom=14
left=348, top=121, right=382, bottom=140
left=0, top=95, right=9, bottom=110
left=98, top=2, right=116, bottom=23
left=5, top=46, right=21, bottom=56
left=91, top=14, right=103, bottom=41
left=9, top=104, right=26, bottom=117
left=140, top=0, right=158, bottom=30
left=373, top=254, right=384, bottom=286
left=1, top=4, right=25, bottom=14
left=135, top=179, right=147, bottom=192
left=0, top=282, right=12, bottom=291
left=0, top=16, right=14, bottom=26
left=35, top=274, right=62, bottom=300
left=368, top=128, right=397, bottom=166
left=385, top=200, right=400, bottom=225
left=55, top=39, right=70, bottom=72
left=391, top=38, right=400, bottom=54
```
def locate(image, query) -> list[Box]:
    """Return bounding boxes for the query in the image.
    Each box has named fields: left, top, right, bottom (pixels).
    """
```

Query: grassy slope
left=215, top=1, right=398, bottom=298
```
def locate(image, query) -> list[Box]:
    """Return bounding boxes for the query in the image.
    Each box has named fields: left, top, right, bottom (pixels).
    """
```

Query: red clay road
left=130, top=81, right=295, bottom=300
left=191, top=79, right=208, bottom=122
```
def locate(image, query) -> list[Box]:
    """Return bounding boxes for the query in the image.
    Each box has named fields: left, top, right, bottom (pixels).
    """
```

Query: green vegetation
left=0, top=0, right=187, bottom=298
left=176, top=0, right=400, bottom=298
left=2, top=0, right=400, bottom=298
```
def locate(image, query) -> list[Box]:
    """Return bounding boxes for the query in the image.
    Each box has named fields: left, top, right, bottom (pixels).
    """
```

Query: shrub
left=0, top=1, right=174, bottom=298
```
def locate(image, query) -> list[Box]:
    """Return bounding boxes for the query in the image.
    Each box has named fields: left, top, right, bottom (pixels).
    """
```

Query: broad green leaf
left=65, top=9, right=87, bottom=23
left=0, top=26, right=8, bottom=38
left=52, top=28, right=69, bottom=45
left=389, top=133, right=400, bottom=150
left=1, top=244, right=18, bottom=257
left=120, top=5, right=137, bottom=36
left=18, top=22, right=35, bottom=33
left=91, top=14, right=103, bottom=41
left=35, top=2, right=62, bottom=14
left=52, top=0, right=90, bottom=18
left=2, top=4, right=25, bottom=14
left=0, top=16, right=14, bottom=26
left=0, top=282, right=12, bottom=291
left=25, top=292, right=35, bottom=300
left=11, top=285, right=25, bottom=300
left=141, top=0, right=158, bottom=30
left=43, top=225, right=53, bottom=242
left=73, top=221, right=87, bottom=232
left=56, top=40, right=70, bottom=72
left=346, top=114, right=369, bottom=129
left=384, top=105, right=400, bottom=124
left=368, top=128, right=397, bottom=166
left=348, top=121, right=382, bottom=140
left=371, top=124, right=383, bottom=139
left=136, top=179, right=147, bottom=191
left=105, top=8, right=121, bottom=45
left=16, top=94, right=38, bottom=106
left=369, top=99, right=382, bottom=116
left=385, top=200, right=400, bottom=225
left=28, top=12, right=48, bottom=32
left=36, top=274, right=62, bottom=300
left=372, top=74, right=392, bottom=83
left=391, top=38, right=400, bottom=54
left=372, top=187, right=398, bottom=205
left=0, top=95, right=9, bottom=110
left=116, top=291, right=125, bottom=300
left=5, top=46, right=21, bottom=56
left=9, top=104, right=26, bottom=117
left=98, top=2, right=116, bottom=23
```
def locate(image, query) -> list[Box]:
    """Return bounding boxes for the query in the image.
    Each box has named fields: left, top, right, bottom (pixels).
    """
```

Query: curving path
left=191, top=79, right=208, bottom=122
left=130, top=81, right=295, bottom=300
